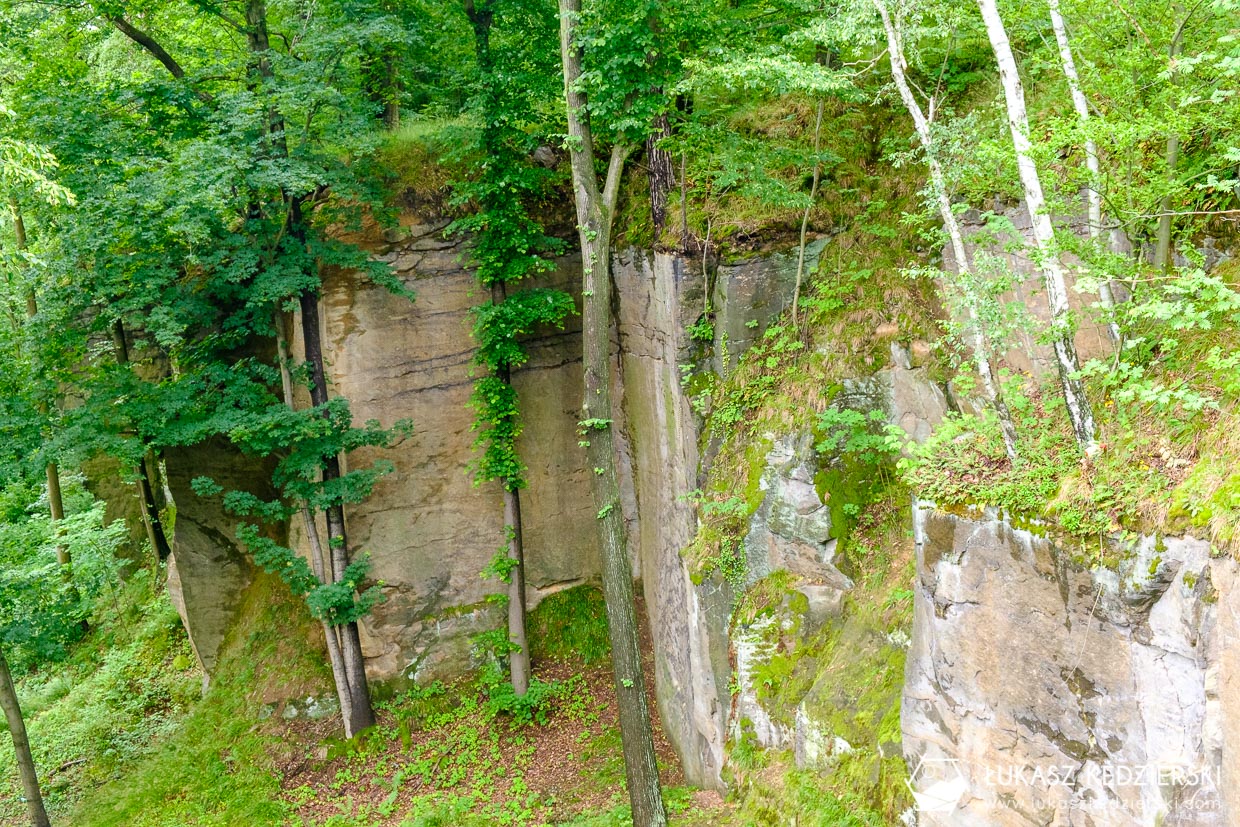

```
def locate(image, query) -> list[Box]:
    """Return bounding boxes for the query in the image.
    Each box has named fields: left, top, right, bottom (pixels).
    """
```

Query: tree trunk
left=296, top=286, right=375, bottom=735
left=792, top=97, right=824, bottom=327
left=502, top=485, right=530, bottom=695
left=0, top=647, right=51, bottom=827
left=274, top=311, right=357, bottom=734
left=44, top=463, right=71, bottom=572
left=646, top=113, right=675, bottom=245
left=874, top=0, right=1019, bottom=460
left=11, top=200, right=94, bottom=597
left=243, top=0, right=374, bottom=734
left=559, top=2, right=667, bottom=824
left=111, top=321, right=173, bottom=560
left=487, top=281, right=532, bottom=696
left=1046, top=0, right=1121, bottom=342
left=1154, top=9, right=1187, bottom=271
left=977, top=0, right=1097, bottom=453
left=11, top=200, right=83, bottom=572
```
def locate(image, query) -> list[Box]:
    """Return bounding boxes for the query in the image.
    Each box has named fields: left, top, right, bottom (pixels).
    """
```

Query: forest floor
left=0, top=578, right=736, bottom=826
left=270, top=598, right=732, bottom=826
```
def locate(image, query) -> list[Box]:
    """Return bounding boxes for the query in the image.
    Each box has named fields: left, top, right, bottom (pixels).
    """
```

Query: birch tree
left=1045, top=0, right=1121, bottom=343
left=977, top=0, right=1098, bottom=453
left=559, top=0, right=667, bottom=822
left=873, top=0, right=1019, bottom=459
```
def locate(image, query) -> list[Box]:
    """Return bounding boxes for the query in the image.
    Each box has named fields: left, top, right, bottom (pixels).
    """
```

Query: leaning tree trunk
left=1046, top=0, right=1121, bottom=343
left=111, top=321, right=173, bottom=560
left=0, top=647, right=51, bottom=827
left=274, top=311, right=357, bottom=734
left=296, top=286, right=376, bottom=736
left=559, top=1, right=667, bottom=824
left=874, top=0, right=1019, bottom=460
left=978, top=0, right=1097, bottom=453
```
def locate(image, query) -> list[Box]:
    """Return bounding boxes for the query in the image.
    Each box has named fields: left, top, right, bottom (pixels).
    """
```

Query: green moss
left=729, top=757, right=888, bottom=826
left=528, top=585, right=611, bottom=665
left=72, top=572, right=325, bottom=827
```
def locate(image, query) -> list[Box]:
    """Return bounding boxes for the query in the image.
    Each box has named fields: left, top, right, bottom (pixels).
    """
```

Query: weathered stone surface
left=743, top=434, right=853, bottom=590
left=305, top=233, right=603, bottom=687
left=614, top=250, right=731, bottom=788
left=725, top=355, right=946, bottom=783
left=904, top=503, right=1238, bottom=825
left=81, top=454, right=148, bottom=559
left=164, top=437, right=276, bottom=682
left=710, top=237, right=830, bottom=375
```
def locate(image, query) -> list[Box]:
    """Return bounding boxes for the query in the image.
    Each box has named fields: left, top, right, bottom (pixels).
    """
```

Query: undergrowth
left=0, top=570, right=201, bottom=824
left=70, top=571, right=329, bottom=827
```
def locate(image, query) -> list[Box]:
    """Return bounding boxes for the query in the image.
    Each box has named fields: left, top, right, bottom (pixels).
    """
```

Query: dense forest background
left=0, top=0, right=1238, bottom=823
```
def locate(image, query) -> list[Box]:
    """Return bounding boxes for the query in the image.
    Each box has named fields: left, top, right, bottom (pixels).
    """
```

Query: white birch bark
left=978, top=0, right=1098, bottom=453
left=1047, top=0, right=1121, bottom=343
left=873, top=0, right=1018, bottom=460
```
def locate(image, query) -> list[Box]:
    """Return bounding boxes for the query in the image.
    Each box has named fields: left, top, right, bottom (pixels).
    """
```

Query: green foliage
left=483, top=677, right=564, bottom=726
left=68, top=573, right=323, bottom=827
left=0, top=475, right=126, bottom=671
left=527, top=585, right=612, bottom=665
left=468, top=291, right=575, bottom=488
left=899, top=393, right=1080, bottom=518
left=1080, top=264, right=1240, bottom=423
left=814, top=407, right=901, bottom=468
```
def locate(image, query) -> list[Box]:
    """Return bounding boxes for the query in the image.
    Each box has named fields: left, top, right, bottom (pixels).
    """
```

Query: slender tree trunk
left=502, top=484, right=530, bottom=695
left=1154, top=10, right=1187, bottom=271
left=11, top=201, right=81, bottom=571
left=679, top=152, right=689, bottom=252
left=466, top=0, right=535, bottom=698
left=274, top=311, right=357, bottom=733
left=646, top=113, right=675, bottom=244
left=488, top=281, right=532, bottom=696
left=242, top=0, right=374, bottom=734
left=792, top=98, right=824, bottom=326
left=11, top=200, right=92, bottom=596
left=296, top=287, right=376, bottom=735
left=875, top=0, right=1019, bottom=460
left=111, top=321, right=173, bottom=560
left=559, top=2, right=667, bottom=823
left=977, top=0, right=1098, bottom=453
left=44, top=463, right=70, bottom=572
left=0, top=647, right=51, bottom=827
left=1046, top=0, right=1121, bottom=343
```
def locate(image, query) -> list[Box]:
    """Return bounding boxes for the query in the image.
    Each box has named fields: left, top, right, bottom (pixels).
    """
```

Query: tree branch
left=602, top=143, right=633, bottom=216
left=109, top=15, right=214, bottom=102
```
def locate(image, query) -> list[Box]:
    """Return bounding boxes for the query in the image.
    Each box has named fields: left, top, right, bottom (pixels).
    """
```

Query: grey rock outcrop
left=614, top=250, right=731, bottom=788
left=904, top=503, right=1240, bottom=825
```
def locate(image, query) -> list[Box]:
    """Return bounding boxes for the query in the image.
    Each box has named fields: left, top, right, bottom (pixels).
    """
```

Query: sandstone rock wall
left=309, top=220, right=603, bottom=686
left=164, top=437, right=278, bottom=682
left=614, top=249, right=730, bottom=787
left=904, top=503, right=1240, bottom=826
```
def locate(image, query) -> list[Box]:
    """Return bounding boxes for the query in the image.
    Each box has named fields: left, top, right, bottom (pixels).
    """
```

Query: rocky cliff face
left=154, top=202, right=1240, bottom=823
left=904, top=504, right=1240, bottom=825
left=311, top=219, right=604, bottom=685
left=159, top=216, right=829, bottom=787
